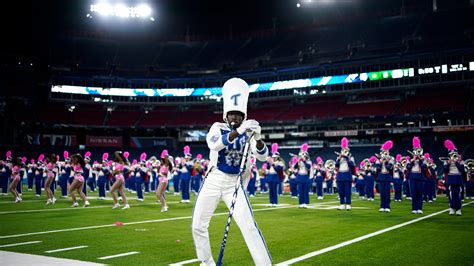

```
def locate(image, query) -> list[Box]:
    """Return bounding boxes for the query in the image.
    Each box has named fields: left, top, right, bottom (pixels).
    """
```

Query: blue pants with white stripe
left=337, top=181, right=352, bottom=205
left=448, top=185, right=462, bottom=210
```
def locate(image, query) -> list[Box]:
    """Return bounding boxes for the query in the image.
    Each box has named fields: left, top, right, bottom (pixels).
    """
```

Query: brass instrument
left=465, top=159, right=474, bottom=172
left=439, top=152, right=460, bottom=163
left=334, top=149, right=350, bottom=157
left=407, top=147, right=423, bottom=157
left=325, top=160, right=336, bottom=172
left=362, top=158, right=371, bottom=171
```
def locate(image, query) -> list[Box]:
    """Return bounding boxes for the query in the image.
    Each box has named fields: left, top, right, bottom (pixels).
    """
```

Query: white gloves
left=236, top=119, right=260, bottom=135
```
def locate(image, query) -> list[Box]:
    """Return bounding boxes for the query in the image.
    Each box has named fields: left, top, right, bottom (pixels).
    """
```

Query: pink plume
left=6, top=151, right=11, bottom=158
left=262, top=163, right=268, bottom=170
left=56, top=155, right=60, bottom=161
left=396, top=154, right=402, bottom=162
left=359, top=161, right=365, bottom=168
left=271, top=143, right=279, bottom=154
left=369, top=156, right=377, bottom=163
left=316, top=156, right=323, bottom=164
left=412, top=136, right=421, bottom=149
left=38, top=154, right=44, bottom=162
left=123, top=152, right=129, bottom=159
left=301, top=143, right=309, bottom=152
left=444, top=139, right=456, bottom=151
left=161, top=150, right=168, bottom=158
left=381, top=140, right=393, bottom=151
left=63, top=151, right=69, bottom=159
left=430, top=158, right=434, bottom=164
left=196, top=154, right=203, bottom=160
left=174, top=158, right=180, bottom=165
left=341, top=137, right=349, bottom=149
left=108, top=160, right=113, bottom=166
left=184, top=145, right=190, bottom=154
left=292, top=156, right=298, bottom=165
left=132, top=159, right=138, bottom=165
left=355, top=167, right=359, bottom=172
left=30, top=159, right=35, bottom=164
left=146, top=161, right=152, bottom=167
left=21, top=157, right=27, bottom=164
left=424, top=153, right=430, bottom=159
left=93, top=161, right=98, bottom=165
left=102, top=153, right=109, bottom=161
left=85, top=151, right=91, bottom=158
left=140, top=152, right=147, bottom=161
left=405, top=156, right=410, bottom=162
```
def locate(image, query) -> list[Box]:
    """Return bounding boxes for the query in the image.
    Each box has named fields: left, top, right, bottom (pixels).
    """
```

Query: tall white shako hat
left=222, top=78, right=250, bottom=122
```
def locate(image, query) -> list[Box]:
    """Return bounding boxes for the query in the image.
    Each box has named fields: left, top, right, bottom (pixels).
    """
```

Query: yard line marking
left=276, top=201, right=474, bottom=265
left=0, top=250, right=105, bottom=265
left=98, top=251, right=140, bottom=260
left=169, top=258, right=200, bottom=265
left=0, top=241, right=42, bottom=248
left=0, top=205, right=295, bottom=239
left=0, top=201, right=181, bottom=215
left=45, top=245, right=88, bottom=253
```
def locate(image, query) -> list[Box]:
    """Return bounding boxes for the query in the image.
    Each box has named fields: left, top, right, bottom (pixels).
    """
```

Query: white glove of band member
left=236, top=119, right=259, bottom=135
left=253, top=125, right=262, bottom=141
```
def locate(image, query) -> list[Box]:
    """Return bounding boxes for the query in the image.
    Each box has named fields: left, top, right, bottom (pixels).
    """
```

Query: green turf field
left=0, top=187, right=473, bottom=265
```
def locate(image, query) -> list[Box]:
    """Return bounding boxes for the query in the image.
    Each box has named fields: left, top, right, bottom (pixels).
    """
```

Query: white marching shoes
left=113, top=203, right=120, bottom=209
left=122, top=204, right=130, bottom=210
left=338, top=205, right=345, bottom=210
left=455, top=209, right=462, bottom=216
left=449, top=208, right=455, bottom=215
left=84, top=201, right=90, bottom=207
left=71, top=202, right=79, bottom=208
left=345, top=205, right=351, bottom=210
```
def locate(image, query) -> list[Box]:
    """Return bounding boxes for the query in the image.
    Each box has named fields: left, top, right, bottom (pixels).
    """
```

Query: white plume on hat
left=222, top=78, right=250, bottom=121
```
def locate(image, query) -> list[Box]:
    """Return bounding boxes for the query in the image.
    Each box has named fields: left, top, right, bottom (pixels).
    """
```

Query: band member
left=336, top=137, right=355, bottom=210
left=34, top=154, right=45, bottom=197
left=27, top=159, right=35, bottom=191
left=407, top=136, right=426, bottom=214
left=247, top=157, right=257, bottom=197
left=192, top=154, right=204, bottom=194
left=59, top=151, right=71, bottom=198
left=156, top=150, right=172, bottom=212
left=259, top=163, right=268, bottom=193
left=44, top=154, right=58, bottom=205
left=465, top=159, right=474, bottom=199
left=180, top=146, right=192, bottom=203
left=111, top=151, right=130, bottom=210
left=135, top=152, right=147, bottom=201
left=296, top=143, right=311, bottom=208
left=288, top=156, right=298, bottom=198
left=356, top=164, right=366, bottom=199
left=8, top=157, right=22, bottom=202
left=267, top=143, right=284, bottom=207
left=423, top=153, right=435, bottom=203
left=402, top=156, right=411, bottom=200
left=443, top=140, right=465, bottom=215
left=376, top=141, right=394, bottom=213
left=325, top=160, right=336, bottom=195
left=393, top=154, right=404, bottom=202
left=17, top=157, right=26, bottom=195
left=69, top=153, right=90, bottom=208
left=314, top=157, right=325, bottom=200
left=172, top=157, right=181, bottom=195
left=191, top=77, right=271, bottom=265
left=363, top=156, right=377, bottom=201
left=97, top=153, right=110, bottom=200
left=0, top=151, right=13, bottom=195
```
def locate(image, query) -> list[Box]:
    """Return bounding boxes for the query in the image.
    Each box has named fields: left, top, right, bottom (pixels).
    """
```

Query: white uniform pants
left=192, top=169, right=272, bottom=266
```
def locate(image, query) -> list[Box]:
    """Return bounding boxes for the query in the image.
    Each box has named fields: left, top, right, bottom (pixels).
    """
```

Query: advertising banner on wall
left=27, top=134, right=77, bottom=146
left=86, top=136, right=123, bottom=147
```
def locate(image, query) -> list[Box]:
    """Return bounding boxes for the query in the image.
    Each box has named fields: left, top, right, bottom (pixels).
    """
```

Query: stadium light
left=90, top=2, right=154, bottom=20
left=296, top=3, right=301, bottom=7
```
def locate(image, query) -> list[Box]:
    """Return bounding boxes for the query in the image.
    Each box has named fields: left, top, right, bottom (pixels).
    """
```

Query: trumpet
left=325, top=159, right=336, bottom=171
left=335, top=149, right=350, bottom=157
left=465, top=159, right=474, bottom=172
left=439, top=152, right=460, bottom=163
left=362, top=158, right=371, bottom=171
